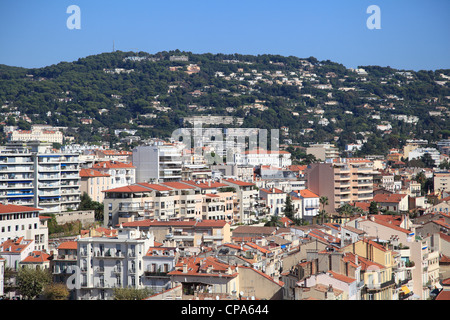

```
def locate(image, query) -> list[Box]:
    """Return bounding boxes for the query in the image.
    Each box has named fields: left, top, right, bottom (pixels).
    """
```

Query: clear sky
left=0, top=0, right=449, bottom=70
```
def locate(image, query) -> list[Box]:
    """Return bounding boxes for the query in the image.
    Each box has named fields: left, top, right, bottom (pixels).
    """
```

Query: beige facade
left=306, top=143, right=339, bottom=162
left=305, top=159, right=376, bottom=212
left=434, top=172, right=450, bottom=196
left=80, top=168, right=111, bottom=203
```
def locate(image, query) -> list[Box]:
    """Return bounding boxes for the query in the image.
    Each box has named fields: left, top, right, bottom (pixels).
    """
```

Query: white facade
left=10, top=129, right=63, bottom=144
left=132, top=145, right=182, bottom=183
left=0, top=142, right=81, bottom=214
left=234, top=150, right=292, bottom=168
left=408, top=148, right=441, bottom=167
left=76, top=227, right=154, bottom=300
left=0, top=204, right=48, bottom=251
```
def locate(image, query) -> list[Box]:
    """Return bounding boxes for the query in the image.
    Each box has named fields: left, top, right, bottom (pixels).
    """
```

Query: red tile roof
left=21, top=251, right=51, bottom=263
left=136, top=182, right=173, bottom=191
left=57, top=241, right=78, bottom=250
left=93, top=160, right=135, bottom=169
left=0, top=204, right=42, bottom=214
left=373, top=193, right=407, bottom=203
left=328, top=270, right=356, bottom=284
left=0, top=238, right=33, bottom=253
left=80, top=168, right=110, bottom=178
left=102, top=185, right=151, bottom=193
left=160, top=181, right=196, bottom=190
left=296, top=189, right=319, bottom=198
left=222, top=178, right=255, bottom=187
left=260, top=188, right=284, bottom=194
left=181, top=180, right=229, bottom=189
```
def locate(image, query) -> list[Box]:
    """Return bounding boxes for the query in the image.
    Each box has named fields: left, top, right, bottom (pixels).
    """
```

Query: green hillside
left=0, top=50, right=449, bottom=155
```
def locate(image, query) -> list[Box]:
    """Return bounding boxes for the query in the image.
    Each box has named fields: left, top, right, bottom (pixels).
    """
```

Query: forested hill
left=0, top=50, right=449, bottom=155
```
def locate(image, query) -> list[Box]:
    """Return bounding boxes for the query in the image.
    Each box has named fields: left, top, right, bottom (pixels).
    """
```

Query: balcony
left=144, top=271, right=169, bottom=277
left=365, top=279, right=396, bottom=291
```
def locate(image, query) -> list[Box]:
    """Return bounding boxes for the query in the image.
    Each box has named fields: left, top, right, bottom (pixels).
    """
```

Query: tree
left=421, top=153, right=435, bottom=168
left=43, top=283, right=70, bottom=300
left=264, top=215, right=283, bottom=227
left=78, top=192, right=104, bottom=221
left=338, top=203, right=360, bottom=219
left=16, top=267, right=52, bottom=300
left=318, top=196, right=329, bottom=224
left=284, top=195, right=295, bottom=219
left=317, top=209, right=329, bottom=225
left=113, top=287, right=153, bottom=300
left=369, top=201, right=379, bottom=215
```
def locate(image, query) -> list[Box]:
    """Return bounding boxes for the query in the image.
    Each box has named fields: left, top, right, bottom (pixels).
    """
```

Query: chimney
left=183, top=263, right=188, bottom=273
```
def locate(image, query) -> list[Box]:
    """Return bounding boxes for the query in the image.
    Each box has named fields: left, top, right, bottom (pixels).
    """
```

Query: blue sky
left=0, top=0, right=449, bottom=70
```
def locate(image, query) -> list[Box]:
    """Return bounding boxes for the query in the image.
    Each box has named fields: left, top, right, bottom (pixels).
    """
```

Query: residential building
left=408, top=148, right=441, bottom=167
left=234, top=149, right=292, bottom=168
left=434, top=172, right=450, bottom=197
left=92, top=161, right=135, bottom=189
left=0, top=204, right=48, bottom=251
left=259, top=188, right=286, bottom=217
left=121, top=220, right=231, bottom=249
left=79, top=168, right=111, bottom=203
left=75, top=226, right=155, bottom=300
left=143, top=246, right=179, bottom=293
left=306, top=143, right=339, bottom=162
left=373, top=193, right=409, bottom=213
left=19, top=250, right=51, bottom=270
left=0, top=142, right=81, bottom=214
left=168, top=255, right=284, bottom=300
left=305, top=159, right=377, bottom=212
left=132, top=144, right=182, bottom=183
left=9, top=127, right=63, bottom=144
left=103, top=180, right=237, bottom=226
left=222, top=179, right=258, bottom=224
left=51, top=240, right=78, bottom=299
left=0, top=237, right=35, bottom=270
left=290, top=189, right=320, bottom=223
left=340, top=239, right=396, bottom=300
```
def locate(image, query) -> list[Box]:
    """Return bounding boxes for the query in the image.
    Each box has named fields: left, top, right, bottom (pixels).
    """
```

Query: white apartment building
left=132, top=144, right=182, bottom=183
left=0, top=204, right=48, bottom=252
left=142, top=247, right=179, bottom=293
left=408, top=148, right=441, bottom=167
left=92, top=161, right=135, bottom=189
left=75, top=227, right=155, bottom=300
left=0, top=237, right=35, bottom=270
left=259, top=188, right=286, bottom=216
left=103, top=180, right=236, bottom=227
left=290, top=189, right=320, bottom=223
left=0, top=142, right=81, bottom=214
left=234, top=149, right=292, bottom=168
left=9, top=128, right=63, bottom=144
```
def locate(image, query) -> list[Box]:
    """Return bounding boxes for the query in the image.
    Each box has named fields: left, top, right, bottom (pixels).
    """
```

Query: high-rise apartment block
left=0, top=142, right=81, bottom=214
left=305, top=159, right=377, bottom=212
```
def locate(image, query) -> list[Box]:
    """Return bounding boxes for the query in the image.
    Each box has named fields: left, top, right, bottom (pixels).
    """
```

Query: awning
left=400, top=286, right=411, bottom=294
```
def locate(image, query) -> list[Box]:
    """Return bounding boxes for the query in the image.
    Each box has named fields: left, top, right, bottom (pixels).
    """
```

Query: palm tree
left=319, top=196, right=329, bottom=225
left=317, top=209, right=329, bottom=225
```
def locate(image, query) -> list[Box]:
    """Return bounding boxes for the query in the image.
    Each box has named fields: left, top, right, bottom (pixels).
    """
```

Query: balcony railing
left=365, top=279, right=396, bottom=291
